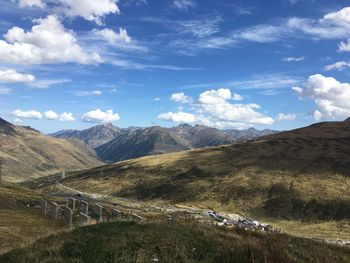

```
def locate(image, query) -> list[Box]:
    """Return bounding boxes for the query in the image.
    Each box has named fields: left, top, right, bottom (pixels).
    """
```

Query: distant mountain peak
left=177, top=123, right=192, bottom=128
left=103, top=123, right=115, bottom=127
left=0, top=117, right=16, bottom=135
left=345, top=117, right=350, bottom=122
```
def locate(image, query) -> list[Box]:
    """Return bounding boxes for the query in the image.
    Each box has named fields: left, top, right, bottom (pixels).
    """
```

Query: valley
left=2, top=118, right=350, bottom=262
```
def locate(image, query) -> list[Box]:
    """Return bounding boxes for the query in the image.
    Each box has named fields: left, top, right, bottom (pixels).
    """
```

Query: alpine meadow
left=1, top=1, right=350, bottom=262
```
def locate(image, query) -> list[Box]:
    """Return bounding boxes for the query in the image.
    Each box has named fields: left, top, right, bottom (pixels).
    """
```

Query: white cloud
left=287, top=17, right=349, bottom=39
left=153, top=97, right=161, bottom=101
left=28, top=78, right=71, bottom=89
left=325, top=61, right=350, bottom=71
left=76, top=90, right=102, bottom=96
left=313, top=110, right=322, bottom=121
left=82, top=109, right=120, bottom=123
left=277, top=113, right=296, bottom=121
left=15, top=0, right=120, bottom=24
left=12, top=109, right=42, bottom=119
left=55, top=0, right=120, bottom=25
left=293, top=74, right=350, bottom=120
left=158, top=111, right=196, bottom=122
left=44, top=110, right=58, bottom=120
left=176, top=17, right=222, bottom=38
left=159, top=88, right=273, bottom=128
left=0, top=69, right=35, bottom=83
left=44, top=110, right=75, bottom=121
left=199, top=88, right=232, bottom=104
left=0, top=15, right=102, bottom=65
left=234, top=24, right=287, bottom=43
left=339, top=39, right=350, bottom=52
left=324, top=7, right=350, bottom=25
left=18, top=0, right=45, bottom=8
left=170, top=92, right=192, bottom=103
left=228, top=74, right=302, bottom=90
left=94, top=28, right=131, bottom=44
left=59, top=112, right=75, bottom=122
left=173, top=0, right=196, bottom=11
left=232, top=93, right=243, bottom=101
left=0, top=87, right=12, bottom=94
left=169, top=6, right=350, bottom=55
left=197, top=88, right=274, bottom=126
left=282, top=56, right=305, bottom=62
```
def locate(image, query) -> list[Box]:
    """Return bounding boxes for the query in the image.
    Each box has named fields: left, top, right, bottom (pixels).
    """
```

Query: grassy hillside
left=0, top=118, right=103, bottom=182
left=29, top=120, right=350, bottom=221
left=0, top=183, right=65, bottom=254
left=2, top=221, right=350, bottom=263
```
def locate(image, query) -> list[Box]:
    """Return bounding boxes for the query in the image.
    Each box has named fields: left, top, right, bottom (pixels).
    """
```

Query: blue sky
left=1, top=0, right=350, bottom=133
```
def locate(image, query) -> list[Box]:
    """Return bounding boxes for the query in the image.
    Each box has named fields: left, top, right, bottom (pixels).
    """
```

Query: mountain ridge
left=52, top=123, right=279, bottom=162
left=0, top=118, right=103, bottom=182
left=37, top=120, right=350, bottom=221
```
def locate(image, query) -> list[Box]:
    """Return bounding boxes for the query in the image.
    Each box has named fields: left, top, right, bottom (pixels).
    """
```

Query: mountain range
left=37, top=118, right=350, bottom=221
left=51, top=124, right=279, bottom=162
left=0, top=118, right=103, bottom=182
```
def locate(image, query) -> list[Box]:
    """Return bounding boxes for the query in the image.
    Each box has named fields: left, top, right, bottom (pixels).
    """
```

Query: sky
left=0, top=0, right=350, bottom=133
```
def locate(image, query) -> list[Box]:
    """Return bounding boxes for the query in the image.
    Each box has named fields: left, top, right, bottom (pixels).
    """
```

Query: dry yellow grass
left=25, top=120, right=350, bottom=242
left=0, top=183, right=66, bottom=254
left=0, top=120, right=103, bottom=182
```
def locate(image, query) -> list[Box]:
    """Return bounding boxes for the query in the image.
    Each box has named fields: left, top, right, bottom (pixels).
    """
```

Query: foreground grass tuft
left=2, top=221, right=350, bottom=263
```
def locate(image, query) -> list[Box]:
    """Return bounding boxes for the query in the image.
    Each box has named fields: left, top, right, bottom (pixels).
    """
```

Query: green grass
left=2, top=221, right=350, bottom=263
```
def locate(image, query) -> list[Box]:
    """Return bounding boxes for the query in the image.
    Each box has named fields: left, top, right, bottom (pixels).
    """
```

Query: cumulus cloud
left=0, top=15, right=102, bottom=65
left=159, top=88, right=273, bottom=129
left=12, top=109, right=42, bottom=119
left=325, top=7, right=350, bottom=53
left=82, top=109, right=120, bottom=123
left=173, top=0, right=196, bottom=11
left=197, top=88, right=274, bottom=126
left=198, top=88, right=231, bottom=104
left=325, top=61, right=350, bottom=71
left=44, top=110, right=58, bottom=120
left=324, top=7, right=350, bottom=25
left=59, top=112, right=75, bottom=122
left=0, top=69, right=35, bottom=83
left=158, top=112, right=196, bottom=123
left=170, top=92, right=192, bottom=103
left=94, top=28, right=132, bottom=44
left=17, top=0, right=120, bottom=24
left=18, top=0, right=45, bottom=8
left=282, top=56, right=305, bottom=62
left=277, top=113, right=296, bottom=121
left=292, top=74, right=350, bottom=120
left=44, top=110, right=75, bottom=121
left=55, top=0, right=120, bottom=25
